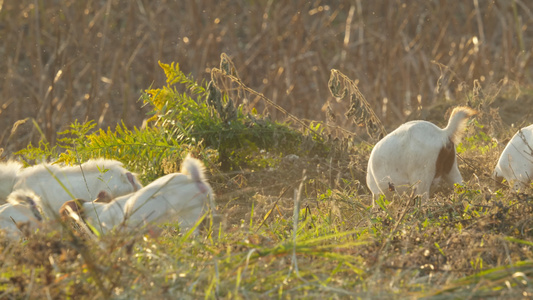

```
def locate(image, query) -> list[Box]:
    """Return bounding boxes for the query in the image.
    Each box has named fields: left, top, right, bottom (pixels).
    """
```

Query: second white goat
left=494, top=124, right=533, bottom=190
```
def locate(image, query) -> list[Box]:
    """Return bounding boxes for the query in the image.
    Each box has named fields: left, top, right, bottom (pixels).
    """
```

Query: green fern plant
left=142, top=60, right=330, bottom=170
left=16, top=120, right=204, bottom=182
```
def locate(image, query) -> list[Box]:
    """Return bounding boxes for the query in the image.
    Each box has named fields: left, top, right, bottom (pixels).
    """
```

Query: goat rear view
left=366, top=106, right=477, bottom=206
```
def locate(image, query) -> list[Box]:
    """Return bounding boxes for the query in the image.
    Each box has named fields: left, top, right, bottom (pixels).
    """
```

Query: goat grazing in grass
left=11, top=159, right=142, bottom=219
left=494, top=124, right=533, bottom=190
left=366, top=106, right=477, bottom=206
left=0, top=190, right=43, bottom=239
left=60, top=155, right=214, bottom=235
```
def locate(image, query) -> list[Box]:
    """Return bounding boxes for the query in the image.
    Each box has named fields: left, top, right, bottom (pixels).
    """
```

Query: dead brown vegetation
left=1, top=0, right=532, bottom=154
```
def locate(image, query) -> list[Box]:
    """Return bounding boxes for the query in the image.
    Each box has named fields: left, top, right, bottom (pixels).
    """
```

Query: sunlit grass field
left=1, top=1, right=533, bottom=298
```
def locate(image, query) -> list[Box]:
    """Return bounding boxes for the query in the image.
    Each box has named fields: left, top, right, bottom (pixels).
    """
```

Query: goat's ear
left=94, top=191, right=112, bottom=203
left=59, top=199, right=87, bottom=219
left=126, top=172, right=140, bottom=191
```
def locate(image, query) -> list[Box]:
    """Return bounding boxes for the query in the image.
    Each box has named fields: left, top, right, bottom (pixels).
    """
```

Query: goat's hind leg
left=408, top=171, right=433, bottom=205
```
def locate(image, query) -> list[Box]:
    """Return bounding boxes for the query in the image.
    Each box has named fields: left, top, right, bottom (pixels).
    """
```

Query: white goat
left=0, top=190, right=43, bottom=240
left=366, top=106, right=477, bottom=206
left=0, top=161, right=23, bottom=203
left=12, top=159, right=142, bottom=219
left=60, top=155, right=214, bottom=235
left=494, top=124, right=533, bottom=190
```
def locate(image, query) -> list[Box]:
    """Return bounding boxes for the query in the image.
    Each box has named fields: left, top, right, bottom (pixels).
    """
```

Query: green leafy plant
left=457, top=120, right=498, bottom=154
left=142, top=60, right=330, bottom=170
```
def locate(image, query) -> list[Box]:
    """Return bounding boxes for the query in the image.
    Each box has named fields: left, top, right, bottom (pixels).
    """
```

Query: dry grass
left=3, top=143, right=533, bottom=298
left=1, top=1, right=533, bottom=298
left=1, top=0, right=532, bottom=154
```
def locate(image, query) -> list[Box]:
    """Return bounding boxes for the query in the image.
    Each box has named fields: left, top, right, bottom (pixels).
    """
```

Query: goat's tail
left=181, top=154, right=206, bottom=183
left=444, top=106, right=477, bottom=144
left=180, top=154, right=215, bottom=210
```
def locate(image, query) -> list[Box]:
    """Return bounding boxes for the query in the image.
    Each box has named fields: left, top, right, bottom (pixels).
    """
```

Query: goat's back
left=124, top=174, right=209, bottom=226
left=13, top=159, right=140, bottom=217
left=123, top=156, right=213, bottom=230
